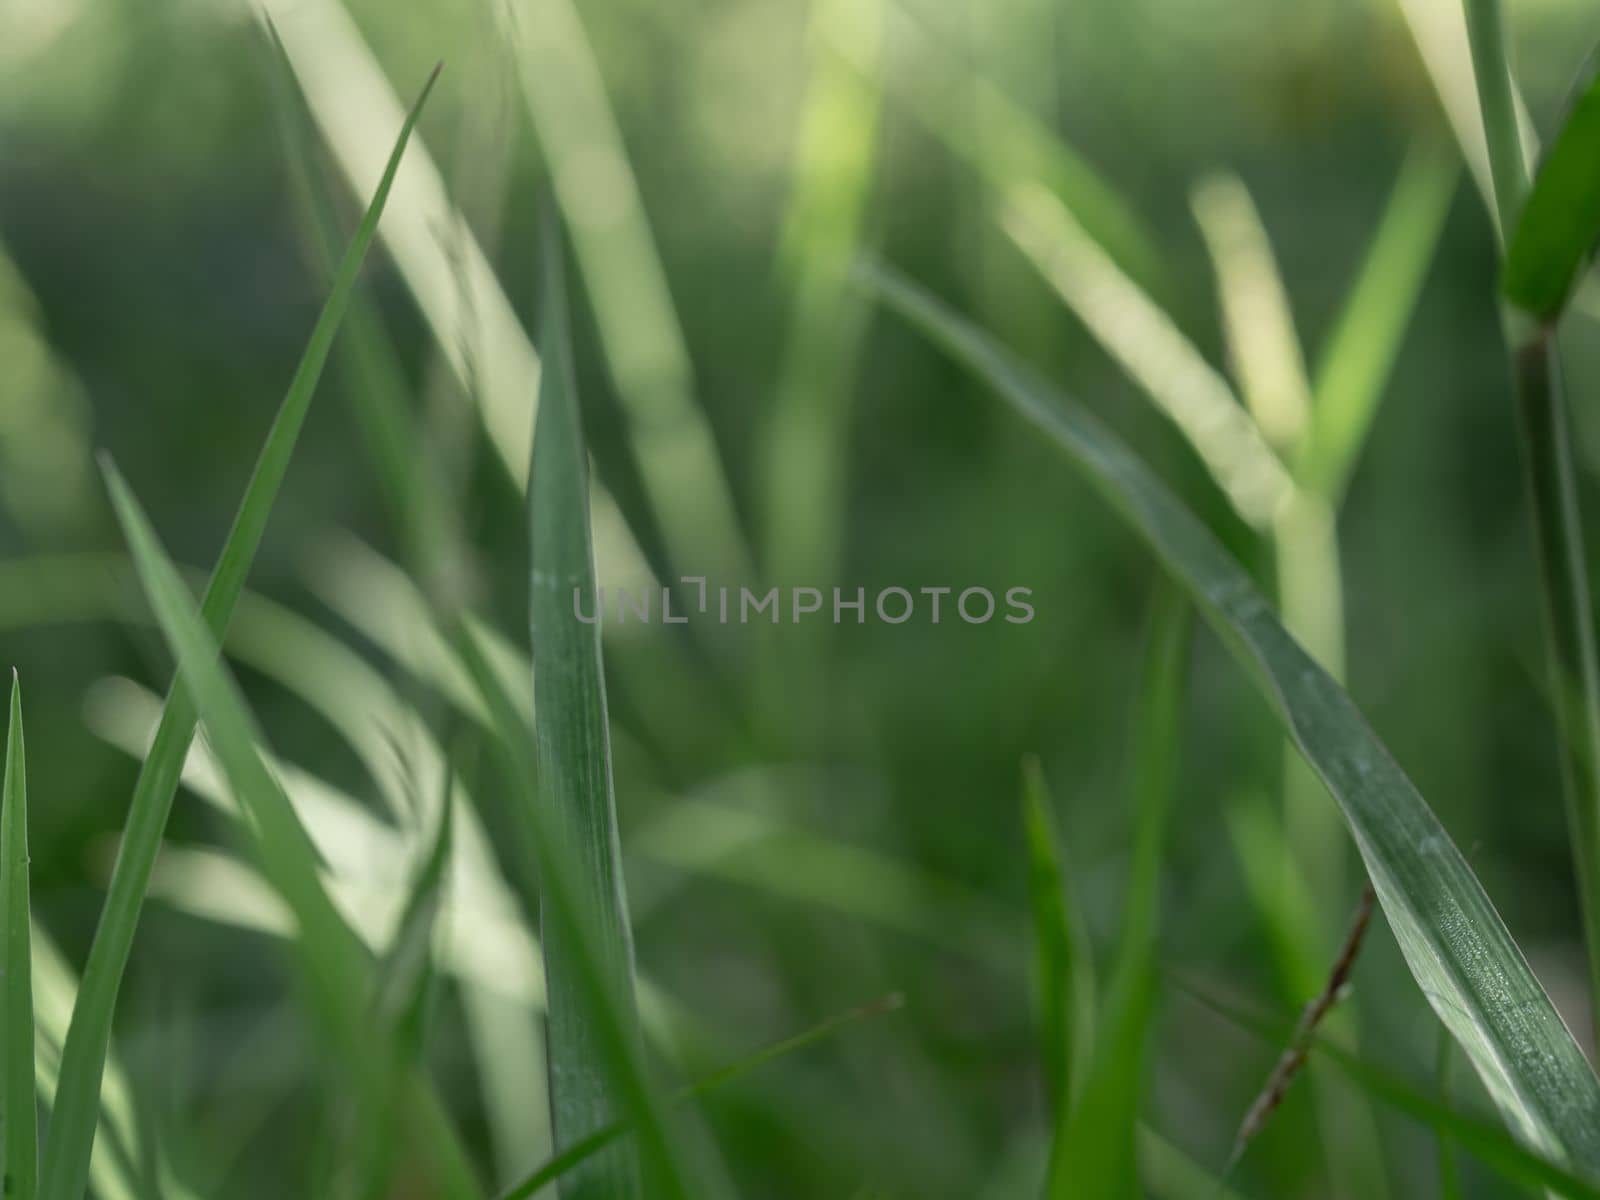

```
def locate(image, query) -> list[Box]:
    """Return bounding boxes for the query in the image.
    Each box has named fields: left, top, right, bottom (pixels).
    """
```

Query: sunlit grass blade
left=99, top=460, right=480, bottom=1200
left=1046, top=588, right=1188, bottom=1198
left=763, top=0, right=883, bottom=590
left=1505, top=71, right=1600, bottom=319
left=859, top=262, right=1600, bottom=1172
left=1181, top=980, right=1600, bottom=1199
left=260, top=0, right=533, bottom=482
left=498, top=994, right=903, bottom=1200
left=1190, top=173, right=1312, bottom=455
left=858, top=0, right=1167, bottom=299
left=38, top=67, right=439, bottom=1200
left=1303, top=146, right=1457, bottom=500
left=261, top=0, right=658, bottom=603
left=497, top=0, right=750, bottom=585
left=260, top=18, right=453, bottom=580
left=3, top=674, right=36, bottom=1200
left=1021, top=758, right=1094, bottom=1113
left=998, top=180, right=1292, bottom=530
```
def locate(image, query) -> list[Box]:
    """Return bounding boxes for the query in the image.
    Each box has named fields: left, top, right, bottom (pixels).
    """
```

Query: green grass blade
left=38, top=67, right=439, bottom=1200
left=1021, top=758, right=1095, bottom=1114
left=3, top=674, right=36, bottom=1200
left=529, top=222, right=647, bottom=1199
left=859, top=262, right=1600, bottom=1174
left=998, top=180, right=1292, bottom=530
left=1304, top=146, right=1457, bottom=499
left=763, top=0, right=884, bottom=589
left=865, top=0, right=1168, bottom=300
left=498, top=0, right=750, bottom=585
left=1190, top=173, right=1313, bottom=455
left=1504, top=71, right=1600, bottom=319
left=497, top=994, right=902, bottom=1200
left=99, top=460, right=480, bottom=1200
left=1046, top=588, right=1189, bottom=1199
left=1467, top=0, right=1600, bottom=1052
left=454, top=625, right=728, bottom=1200
left=374, top=771, right=454, bottom=1060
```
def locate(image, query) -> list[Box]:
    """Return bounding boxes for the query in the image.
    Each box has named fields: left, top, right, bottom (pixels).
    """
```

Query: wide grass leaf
left=38, top=69, right=439, bottom=1200
left=2, top=675, right=35, bottom=1200
left=859, top=262, right=1600, bottom=1174
left=1505, top=71, right=1600, bottom=319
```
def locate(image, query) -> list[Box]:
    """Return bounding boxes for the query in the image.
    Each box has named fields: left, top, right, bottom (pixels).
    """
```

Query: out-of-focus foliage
left=9, top=0, right=1600, bottom=1197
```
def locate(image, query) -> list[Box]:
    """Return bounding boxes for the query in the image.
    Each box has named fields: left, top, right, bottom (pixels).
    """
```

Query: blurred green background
left=6, top=0, right=1600, bottom=1195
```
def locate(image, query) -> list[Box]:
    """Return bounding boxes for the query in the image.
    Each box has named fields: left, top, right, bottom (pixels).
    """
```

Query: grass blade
left=1190, top=173, right=1313, bottom=454
left=858, top=262, right=1600, bottom=1173
left=1021, top=758, right=1095, bottom=1113
left=1504, top=70, right=1600, bottom=319
left=99, top=460, right=480, bottom=1200
left=520, top=222, right=730, bottom=1199
left=38, top=69, right=438, bottom=1200
left=1465, top=0, right=1600, bottom=1050
left=1046, top=588, right=1189, bottom=1198
left=497, top=994, right=902, bottom=1200
left=3, top=674, right=35, bottom=1200
left=454, top=625, right=729, bottom=1200
left=498, top=0, right=750, bottom=584
left=998, top=181, right=1292, bottom=530
left=530, top=220, right=647, bottom=1198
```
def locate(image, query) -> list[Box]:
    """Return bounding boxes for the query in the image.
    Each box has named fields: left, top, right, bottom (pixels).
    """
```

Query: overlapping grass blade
left=261, top=0, right=658, bottom=605
left=859, top=0, right=1167, bottom=299
left=497, top=0, right=750, bottom=584
left=1045, top=589, right=1188, bottom=1198
left=858, top=262, right=1600, bottom=1172
left=454, top=625, right=728, bottom=1200
left=470, top=223, right=730, bottom=1200
left=1021, top=759, right=1094, bottom=1113
left=998, top=181, right=1292, bottom=530
left=1504, top=71, right=1600, bottom=318
left=498, top=995, right=902, bottom=1200
left=3, top=674, right=35, bottom=1200
left=1464, top=0, right=1600, bottom=1049
left=1190, top=173, right=1313, bottom=454
left=99, top=461, right=480, bottom=1200
left=38, top=69, right=440, bottom=1200
left=374, top=770, right=455, bottom=1060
